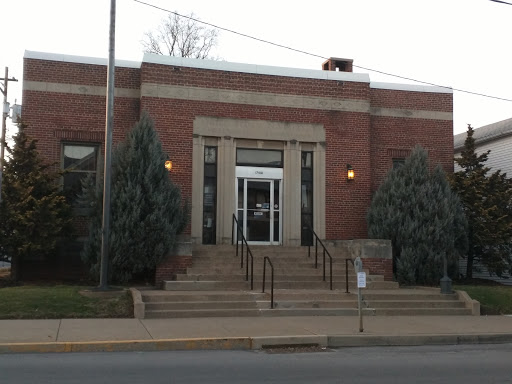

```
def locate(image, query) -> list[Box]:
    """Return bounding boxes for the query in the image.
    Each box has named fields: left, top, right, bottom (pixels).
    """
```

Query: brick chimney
left=322, top=58, right=353, bottom=72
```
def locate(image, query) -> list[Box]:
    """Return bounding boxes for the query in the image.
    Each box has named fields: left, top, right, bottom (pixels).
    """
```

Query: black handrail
left=262, top=256, right=274, bottom=309
left=345, top=258, right=355, bottom=293
left=232, top=214, right=254, bottom=290
left=304, top=224, right=333, bottom=290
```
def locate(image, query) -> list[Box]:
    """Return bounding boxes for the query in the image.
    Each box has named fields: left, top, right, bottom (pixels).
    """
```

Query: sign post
left=354, top=257, right=365, bottom=333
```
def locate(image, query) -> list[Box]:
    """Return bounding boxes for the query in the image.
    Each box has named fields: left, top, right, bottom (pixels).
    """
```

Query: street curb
left=251, top=335, right=328, bottom=349
left=1, top=334, right=512, bottom=354
left=0, top=337, right=252, bottom=354
left=328, top=333, right=512, bottom=347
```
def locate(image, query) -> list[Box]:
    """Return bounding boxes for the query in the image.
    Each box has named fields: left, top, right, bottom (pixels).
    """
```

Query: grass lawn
left=0, top=285, right=133, bottom=319
left=454, top=284, right=512, bottom=315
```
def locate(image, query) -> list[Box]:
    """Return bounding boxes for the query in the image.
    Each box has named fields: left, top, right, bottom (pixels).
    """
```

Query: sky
left=1, top=0, right=511, bottom=142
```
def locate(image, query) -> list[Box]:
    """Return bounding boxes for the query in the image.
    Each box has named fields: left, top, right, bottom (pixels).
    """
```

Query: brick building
left=21, top=51, right=453, bottom=280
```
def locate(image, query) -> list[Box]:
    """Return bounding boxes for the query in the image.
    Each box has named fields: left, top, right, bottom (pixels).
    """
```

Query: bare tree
left=142, top=12, right=219, bottom=59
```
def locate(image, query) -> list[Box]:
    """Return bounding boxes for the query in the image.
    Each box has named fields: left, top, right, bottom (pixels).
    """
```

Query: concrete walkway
left=1, top=315, right=512, bottom=353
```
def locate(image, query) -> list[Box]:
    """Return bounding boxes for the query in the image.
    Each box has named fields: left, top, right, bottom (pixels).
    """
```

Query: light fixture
left=165, top=160, right=173, bottom=171
left=347, top=164, right=355, bottom=181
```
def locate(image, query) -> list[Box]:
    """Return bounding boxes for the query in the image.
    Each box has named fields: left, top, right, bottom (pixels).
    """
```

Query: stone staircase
left=139, top=245, right=475, bottom=318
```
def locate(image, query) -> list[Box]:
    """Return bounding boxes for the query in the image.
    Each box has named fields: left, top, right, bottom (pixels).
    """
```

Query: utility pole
left=98, top=0, right=116, bottom=290
left=0, top=67, right=19, bottom=204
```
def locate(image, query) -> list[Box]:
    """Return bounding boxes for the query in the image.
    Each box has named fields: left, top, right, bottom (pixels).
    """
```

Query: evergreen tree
left=367, top=145, right=468, bottom=285
left=81, top=113, right=189, bottom=283
left=0, top=122, right=71, bottom=281
left=451, top=125, right=512, bottom=278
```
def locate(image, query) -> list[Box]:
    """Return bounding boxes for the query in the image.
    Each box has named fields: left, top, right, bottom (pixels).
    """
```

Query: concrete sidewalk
left=1, top=315, right=512, bottom=353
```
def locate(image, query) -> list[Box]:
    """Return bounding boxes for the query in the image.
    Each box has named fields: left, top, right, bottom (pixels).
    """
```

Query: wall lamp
left=347, top=164, right=355, bottom=181
left=164, top=160, right=173, bottom=171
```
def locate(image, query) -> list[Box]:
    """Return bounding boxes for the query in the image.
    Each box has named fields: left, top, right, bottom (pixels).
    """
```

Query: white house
left=454, top=117, right=512, bottom=285
left=454, top=117, right=512, bottom=176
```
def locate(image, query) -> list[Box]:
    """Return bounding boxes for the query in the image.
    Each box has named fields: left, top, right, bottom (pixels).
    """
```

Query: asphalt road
left=1, top=344, right=511, bottom=384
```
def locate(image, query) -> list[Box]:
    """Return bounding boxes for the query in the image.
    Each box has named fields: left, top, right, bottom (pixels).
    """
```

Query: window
left=392, top=158, right=405, bottom=170
left=62, top=144, right=99, bottom=205
left=203, top=146, right=217, bottom=244
left=301, top=152, right=313, bottom=246
left=236, top=148, right=283, bottom=168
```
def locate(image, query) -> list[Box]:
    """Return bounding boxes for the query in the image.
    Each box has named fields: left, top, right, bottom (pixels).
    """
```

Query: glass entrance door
left=237, top=178, right=281, bottom=245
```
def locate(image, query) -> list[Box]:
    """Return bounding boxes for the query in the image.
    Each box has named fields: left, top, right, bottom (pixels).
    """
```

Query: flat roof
left=24, top=50, right=453, bottom=94
left=24, top=50, right=140, bottom=69
left=370, top=81, right=453, bottom=94
left=142, top=53, right=369, bottom=83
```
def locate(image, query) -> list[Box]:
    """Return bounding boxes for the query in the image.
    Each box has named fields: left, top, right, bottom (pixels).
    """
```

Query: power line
left=489, top=0, right=512, bottom=5
left=134, top=0, right=512, bottom=103
left=352, top=65, right=512, bottom=102
left=134, top=0, right=326, bottom=60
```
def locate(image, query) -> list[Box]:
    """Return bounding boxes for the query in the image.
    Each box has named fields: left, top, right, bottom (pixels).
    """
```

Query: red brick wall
left=24, top=58, right=140, bottom=89
left=155, top=255, right=193, bottom=286
left=22, top=58, right=140, bottom=169
left=370, top=117, right=454, bottom=192
left=141, top=62, right=369, bottom=100
left=369, top=88, right=453, bottom=193
left=22, top=57, right=453, bottom=245
left=21, top=91, right=139, bottom=168
left=364, top=258, right=393, bottom=281
left=141, top=96, right=373, bottom=240
left=370, top=88, right=452, bottom=112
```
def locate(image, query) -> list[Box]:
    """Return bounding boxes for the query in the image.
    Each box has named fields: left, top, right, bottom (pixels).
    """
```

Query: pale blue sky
left=2, top=0, right=511, bottom=141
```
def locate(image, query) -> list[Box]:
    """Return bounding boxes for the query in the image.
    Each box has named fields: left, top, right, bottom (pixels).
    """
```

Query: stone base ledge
left=129, top=288, right=145, bottom=319
left=456, top=290, right=481, bottom=316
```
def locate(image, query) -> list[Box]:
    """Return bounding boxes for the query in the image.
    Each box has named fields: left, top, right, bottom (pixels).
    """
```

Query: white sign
left=357, top=272, right=367, bottom=288
left=235, top=166, right=283, bottom=179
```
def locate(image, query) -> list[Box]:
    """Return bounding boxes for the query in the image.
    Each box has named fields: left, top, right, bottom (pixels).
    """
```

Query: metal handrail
left=345, top=258, right=355, bottom=293
left=304, top=224, right=333, bottom=290
left=231, top=214, right=254, bottom=290
left=262, top=256, right=274, bottom=309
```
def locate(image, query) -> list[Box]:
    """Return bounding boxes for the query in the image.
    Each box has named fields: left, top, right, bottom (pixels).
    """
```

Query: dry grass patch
left=0, top=285, right=133, bottom=319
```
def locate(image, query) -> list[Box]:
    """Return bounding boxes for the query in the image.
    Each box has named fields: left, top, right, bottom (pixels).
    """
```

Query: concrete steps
left=366, top=300, right=466, bottom=309
left=163, top=281, right=250, bottom=291
left=145, top=307, right=367, bottom=318
left=371, top=308, right=473, bottom=316
left=175, top=274, right=360, bottom=282
left=362, top=290, right=473, bottom=316
left=139, top=245, right=475, bottom=318
left=145, top=300, right=259, bottom=311
left=164, top=279, right=396, bottom=291
left=184, top=266, right=358, bottom=275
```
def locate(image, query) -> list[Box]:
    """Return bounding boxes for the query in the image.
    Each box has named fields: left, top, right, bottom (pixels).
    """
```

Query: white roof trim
left=142, top=53, right=371, bottom=83
left=24, top=51, right=454, bottom=93
left=24, top=50, right=141, bottom=69
left=370, top=81, right=453, bottom=94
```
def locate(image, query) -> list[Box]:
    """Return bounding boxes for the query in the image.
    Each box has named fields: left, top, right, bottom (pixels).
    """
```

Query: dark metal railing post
left=251, top=255, right=254, bottom=290
left=262, top=259, right=266, bottom=292
left=235, top=221, right=239, bottom=258
left=322, top=248, right=326, bottom=281
left=232, top=214, right=254, bottom=291
left=246, top=250, right=249, bottom=282
left=241, top=239, right=244, bottom=268
left=304, top=223, right=334, bottom=291
left=345, top=259, right=349, bottom=293
left=271, top=265, right=274, bottom=308
left=262, top=256, right=274, bottom=309
left=329, top=257, right=333, bottom=290
left=307, top=226, right=311, bottom=258
left=315, top=238, right=318, bottom=269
